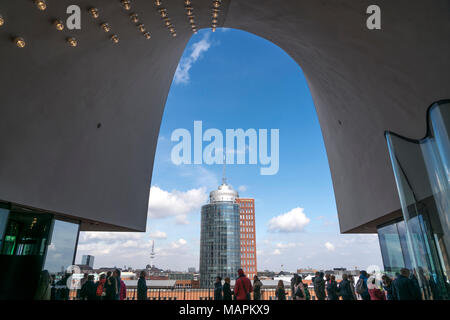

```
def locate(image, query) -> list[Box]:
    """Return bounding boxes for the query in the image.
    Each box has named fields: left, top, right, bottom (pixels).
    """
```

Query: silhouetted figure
left=137, top=271, right=148, bottom=300
left=348, top=275, right=357, bottom=300
left=303, top=283, right=311, bottom=300
left=253, top=276, right=263, bottom=300
left=80, top=275, right=97, bottom=300
left=294, top=276, right=306, bottom=300
left=222, top=277, right=232, bottom=300
left=275, top=280, right=286, bottom=300
left=338, top=274, right=355, bottom=300
left=356, top=270, right=371, bottom=300
left=381, top=274, right=395, bottom=300
left=368, top=276, right=386, bottom=300
left=214, top=276, right=223, bottom=300
left=104, top=269, right=121, bottom=300
left=392, top=268, right=422, bottom=300
left=326, top=275, right=339, bottom=300
left=313, top=272, right=326, bottom=300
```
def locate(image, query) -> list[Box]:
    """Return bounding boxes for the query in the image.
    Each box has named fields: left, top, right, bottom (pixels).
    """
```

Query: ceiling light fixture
left=137, top=24, right=146, bottom=33
left=67, top=37, right=77, bottom=47
left=101, top=23, right=111, bottom=32
left=54, top=20, right=64, bottom=31
left=111, top=34, right=119, bottom=44
left=121, top=0, right=131, bottom=11
left=35, top=0, right=47, bottom=11
left=89, top=8, right=99, bottom=19
left=14, top=37, right=26, bottom=48
left=130, top=13, right=139, bottom=23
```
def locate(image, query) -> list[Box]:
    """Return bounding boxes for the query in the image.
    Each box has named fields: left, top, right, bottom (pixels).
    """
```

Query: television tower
left=150, top=240, right=155, bottom=263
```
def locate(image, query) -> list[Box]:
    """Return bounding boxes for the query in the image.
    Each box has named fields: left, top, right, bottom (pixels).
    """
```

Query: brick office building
left=236, top=198, right=257, bottom=280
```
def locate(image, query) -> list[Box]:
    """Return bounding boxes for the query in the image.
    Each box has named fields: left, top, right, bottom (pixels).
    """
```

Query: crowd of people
left=307, top=268, right=423, bottom=301
left=35, top=267, right=425, bottom=301
left=35, top=268, right=131, bottom=300
left=213, top=267, right=424, bottom=300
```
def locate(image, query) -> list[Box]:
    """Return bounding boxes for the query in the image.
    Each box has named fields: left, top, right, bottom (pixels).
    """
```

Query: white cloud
left=174, top=33, right=211, bottom=84
left=276, top=242, right=299, bottom=249
left=238, top=185, right=247, bottom=192
left=272, top=249, right=281, bottom=255
left=171, top=238, right=187, bottom=249
left=268, top=207, right=310, bottom=233
left=325, top=241, right=335, bottom=251
left=148, top=186, right=207, bottom=220
left=149, top=230, right=167, bottom=239
left=175, top=215, right=189, bottom=225
left=79, top=232, right=143, bottom=242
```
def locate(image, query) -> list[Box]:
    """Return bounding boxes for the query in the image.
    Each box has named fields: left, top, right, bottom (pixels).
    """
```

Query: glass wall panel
left=0, top=208, right=53, bottom=299
left=378, top=222, right=405, bottom=274
left=43, top=219, right=80, bottom=275
left=385, top=99, right=450, bottom=300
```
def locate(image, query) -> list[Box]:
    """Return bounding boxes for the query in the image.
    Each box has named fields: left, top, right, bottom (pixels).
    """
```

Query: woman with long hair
left=275, top=280, right=286, bottom=300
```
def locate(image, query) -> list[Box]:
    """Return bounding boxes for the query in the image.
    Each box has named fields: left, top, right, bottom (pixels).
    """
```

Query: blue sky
left=76, top=28, right=383, bottom=272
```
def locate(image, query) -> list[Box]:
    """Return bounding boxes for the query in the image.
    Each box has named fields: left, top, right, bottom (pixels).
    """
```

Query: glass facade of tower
left=200, top=201, right=241, bottom=288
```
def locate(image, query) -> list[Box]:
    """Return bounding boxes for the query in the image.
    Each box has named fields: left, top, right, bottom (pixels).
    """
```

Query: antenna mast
left=222, top=152, right=227, bottom=184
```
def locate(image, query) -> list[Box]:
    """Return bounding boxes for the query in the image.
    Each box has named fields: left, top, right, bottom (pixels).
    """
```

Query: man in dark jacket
left=313, top=272, right=326, bottom=300
left=137, top=270, right=148, bottom=300
left=326, top=275, right=339, bottom=300
left=338, top=274, right=355, bottom=300
left=234, top=269, right=253, bottom=300
left=222, top=277, right=232, bottom=300
left=104, top=269, right=121, bottom=300
left=393, top=268, right=422, bottom=300
left=80, top=275, right=97, bottom=300
left=214, top=276, right=223, bottom=300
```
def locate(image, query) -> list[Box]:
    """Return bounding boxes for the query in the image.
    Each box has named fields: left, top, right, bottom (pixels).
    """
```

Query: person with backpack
left=338, top=274, right=355, bottom=300
left=137, top=270, right=148, bottom=300
left=293, top=276, right=306, bottom=300
left=234, top=269, right=253, bottom=300
left=356, top=270, right=371, bottom=300
left=326, top=275, right=339, bottom=300
left=313, top=272, right=326, bottom=300
left=275, top=280, right=286, bottom=300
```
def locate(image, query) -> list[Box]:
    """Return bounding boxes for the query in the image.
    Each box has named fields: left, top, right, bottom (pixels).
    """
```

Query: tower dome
left=209, top=182, right=239, bottom=203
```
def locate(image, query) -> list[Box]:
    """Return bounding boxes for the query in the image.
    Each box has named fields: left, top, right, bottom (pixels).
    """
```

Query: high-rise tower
left=199, top=179, right=241, bottom=288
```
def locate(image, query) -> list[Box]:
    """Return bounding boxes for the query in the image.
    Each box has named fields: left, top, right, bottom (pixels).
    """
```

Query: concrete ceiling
left=0, top=0, right=448, bottom=232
